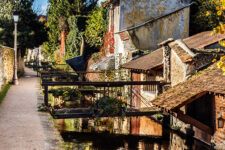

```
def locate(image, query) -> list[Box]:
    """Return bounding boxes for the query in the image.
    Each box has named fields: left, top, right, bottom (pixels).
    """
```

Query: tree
left=18, top=0, right=47, bottom=56
left=207, top=0, right=225, bottom=75
left=191, top=0, right=218, bottom=34
left=0, top=0, right=47, bottom=56
left=45, top=0, right=98, bottom=61
left=66, top=16, right=83, bottom=59
left=0, top=0, right=14, bottom=47
left=84, top=6, right=109, bottom=48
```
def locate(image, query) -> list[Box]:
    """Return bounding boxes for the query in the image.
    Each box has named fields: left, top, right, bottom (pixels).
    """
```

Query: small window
left=143, top=74, right=157, bottom=93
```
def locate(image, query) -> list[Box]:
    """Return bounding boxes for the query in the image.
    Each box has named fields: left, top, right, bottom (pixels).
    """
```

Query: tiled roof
left=169, top=41, right=193, bottom=63
left=183, top=31, right=225, bottom=49
left=121, top=48, right=163, bottom=71
left=152, top=63, right=225, bottom=111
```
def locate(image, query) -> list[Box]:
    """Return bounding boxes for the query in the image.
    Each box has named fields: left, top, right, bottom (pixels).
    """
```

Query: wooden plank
left=51, top=110, right=162, bottom=119
left=42, top=81, right=167, bottom=87
left=176, top=111, right=213, bottom=135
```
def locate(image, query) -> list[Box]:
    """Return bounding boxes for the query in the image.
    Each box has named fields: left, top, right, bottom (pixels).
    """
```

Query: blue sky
left=32, top=0, right=48, bottom=15
left=32, top=0, right=106, bottom=15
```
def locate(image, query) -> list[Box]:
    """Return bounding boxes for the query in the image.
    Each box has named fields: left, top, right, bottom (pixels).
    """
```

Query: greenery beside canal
left=89, top=97, right=127, bottom=118
left=0, top=83, right=11, bottom=104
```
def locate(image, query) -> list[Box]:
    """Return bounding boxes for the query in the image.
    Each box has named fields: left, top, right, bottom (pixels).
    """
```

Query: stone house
left=122, top=31, right=225, bottom=108
left=91, top=0, right=192, bottom=74
left=121, top=31, right=225, bottom=147
left=152, top=63, right=225, bottom=148
left=107, top=0, right=192, bottom=71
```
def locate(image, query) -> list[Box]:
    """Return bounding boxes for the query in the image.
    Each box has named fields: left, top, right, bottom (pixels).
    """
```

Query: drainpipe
left=158, top=38, right=174, bottom=83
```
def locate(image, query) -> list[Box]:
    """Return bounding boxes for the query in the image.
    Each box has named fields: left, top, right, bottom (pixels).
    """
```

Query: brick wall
left=0, top=46, right=14, bottom=90
left=214, top=94, right=225, bottom=148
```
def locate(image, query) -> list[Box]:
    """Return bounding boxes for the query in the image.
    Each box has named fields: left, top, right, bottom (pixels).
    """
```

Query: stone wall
left=171, top=49, right=186, bottom=87
left=0, top=46, right=14, bottom=90
left=186, top=54, right=217, bottom=77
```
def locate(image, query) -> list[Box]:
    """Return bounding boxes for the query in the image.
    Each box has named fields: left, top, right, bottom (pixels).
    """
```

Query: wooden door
left=131, top=73, right=141, bottom=108
left=131, top=117, right=140, bottom=135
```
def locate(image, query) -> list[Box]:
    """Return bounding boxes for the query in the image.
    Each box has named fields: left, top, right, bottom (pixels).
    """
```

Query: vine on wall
left=100, top=25, right=115, bottom=56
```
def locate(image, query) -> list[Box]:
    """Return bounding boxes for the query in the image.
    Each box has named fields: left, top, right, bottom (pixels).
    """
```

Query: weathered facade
left=151, top=62, right=225, bottom=147
left=108, top=0, right=192, bottom=73
left=121, top=31, right=225, bottom=111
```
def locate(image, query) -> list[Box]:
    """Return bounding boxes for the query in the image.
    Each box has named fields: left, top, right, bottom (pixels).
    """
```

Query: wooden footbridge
left=40, top=71, right=166, bottom=119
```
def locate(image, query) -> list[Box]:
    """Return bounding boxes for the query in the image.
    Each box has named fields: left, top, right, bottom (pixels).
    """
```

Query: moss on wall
left=0, top=46, right=14, bottom=90
left=3, top=46, right=14, bottom=83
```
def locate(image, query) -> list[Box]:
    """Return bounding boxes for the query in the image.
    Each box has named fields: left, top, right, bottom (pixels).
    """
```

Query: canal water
left=54, top=116, right=211, bottom=150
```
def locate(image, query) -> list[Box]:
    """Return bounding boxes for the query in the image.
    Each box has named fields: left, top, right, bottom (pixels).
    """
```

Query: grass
left=0, top=84, right=11, bottom=104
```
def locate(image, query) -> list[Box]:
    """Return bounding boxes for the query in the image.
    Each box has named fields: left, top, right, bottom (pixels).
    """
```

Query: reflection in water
left=54, top=116, right=210, bottom=150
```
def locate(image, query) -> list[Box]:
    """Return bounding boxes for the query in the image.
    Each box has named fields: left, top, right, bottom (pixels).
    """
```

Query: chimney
left=158, top=38, right=174, bottom=82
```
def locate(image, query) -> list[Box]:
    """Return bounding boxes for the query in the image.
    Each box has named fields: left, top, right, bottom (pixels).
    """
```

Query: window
left=143, top=74, right=157, bottom=93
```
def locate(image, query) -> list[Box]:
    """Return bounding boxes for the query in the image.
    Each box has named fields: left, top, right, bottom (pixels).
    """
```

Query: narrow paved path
left=0, top=68, right=62, bottom=150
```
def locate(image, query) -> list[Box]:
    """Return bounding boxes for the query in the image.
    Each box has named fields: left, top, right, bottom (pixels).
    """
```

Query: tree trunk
left=60, top=30, right=66, bottom=60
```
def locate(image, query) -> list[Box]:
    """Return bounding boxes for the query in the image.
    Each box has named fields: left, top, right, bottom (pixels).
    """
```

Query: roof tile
left=121, top=48, right=163, bottom=71
left=152, top=63, right=225, bottom=111
left=183, top=31, right=225, bottom=49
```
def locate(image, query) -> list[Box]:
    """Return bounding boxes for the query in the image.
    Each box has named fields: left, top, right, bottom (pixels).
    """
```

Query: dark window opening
left=186, top=93, right=214, bottom=129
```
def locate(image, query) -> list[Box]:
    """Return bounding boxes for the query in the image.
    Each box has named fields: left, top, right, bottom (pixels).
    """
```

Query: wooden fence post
left=44, top=85, right=48, bottom=106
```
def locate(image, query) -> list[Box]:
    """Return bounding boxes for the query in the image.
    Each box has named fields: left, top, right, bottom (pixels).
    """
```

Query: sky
left=32, top=0, right=48, bottom=15
left=32, top=0, right=106, bottom=15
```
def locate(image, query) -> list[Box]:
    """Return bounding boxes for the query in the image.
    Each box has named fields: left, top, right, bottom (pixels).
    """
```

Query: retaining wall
left=0, top=46, right=14, bottom=90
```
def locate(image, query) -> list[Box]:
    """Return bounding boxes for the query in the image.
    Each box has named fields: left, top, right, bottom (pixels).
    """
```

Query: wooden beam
left=172, top=91, right=208, bottom=111
left=52, top=111, right=161, bottom=119
left=44, top=85, right=48, bottom=106
left=42, top=81, right=168, bottom=87
left=176, top=111, right=213, bottom=135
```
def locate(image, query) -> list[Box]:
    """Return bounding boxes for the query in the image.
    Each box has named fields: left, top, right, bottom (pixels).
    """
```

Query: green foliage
left=37, top=103, right=49, bottom=112
left=170, top=125, right=181, bottom=131
left=45, top=0, right=98, bottom=60
left=89, top=97, right=127, bottom=117
left=0, top=84, right=11, bottom=105
left=0, top=0, right=14, bottom=47
left=0, top=0, right=47, bottom=56
left=84, top=7, right=109, bottom=48
left=66, top=16, right=83, bottom=59
left=190, top=0, right=225, bottom=34
left=81, top=86, right=96, bottom=90
left=50, top=87, right=82, bottom=101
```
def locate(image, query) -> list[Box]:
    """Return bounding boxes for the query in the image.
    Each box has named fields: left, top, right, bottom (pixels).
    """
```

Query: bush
left=50, top=87, right=82, bottom=101
left=89, top=97, right=127, bottom=117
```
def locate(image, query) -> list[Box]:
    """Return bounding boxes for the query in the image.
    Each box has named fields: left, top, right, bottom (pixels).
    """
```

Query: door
left=131, top=72, right=141, bottom=108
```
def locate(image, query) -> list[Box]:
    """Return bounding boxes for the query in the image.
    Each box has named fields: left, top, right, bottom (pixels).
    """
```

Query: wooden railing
left=41, top=79, right=166, bottom=107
